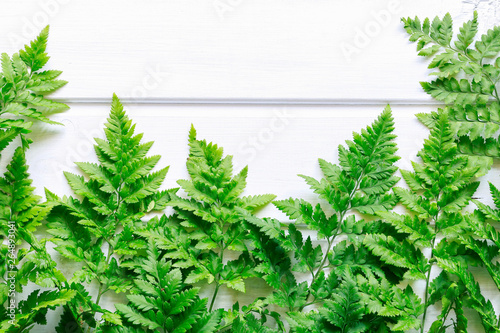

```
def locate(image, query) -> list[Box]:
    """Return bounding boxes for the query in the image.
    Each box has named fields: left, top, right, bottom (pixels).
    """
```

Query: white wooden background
left=2, top=0, right=500, bottom=332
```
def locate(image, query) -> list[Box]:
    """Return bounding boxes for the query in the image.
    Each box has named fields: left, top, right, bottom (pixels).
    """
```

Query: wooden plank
left=10, top=102, right=495, bottom=218
left=0, top=0, right=492, bottom=102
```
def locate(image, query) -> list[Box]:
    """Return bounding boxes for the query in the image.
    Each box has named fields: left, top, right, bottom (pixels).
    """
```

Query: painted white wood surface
left=2, top=0, right=500, bottom=332
left=1, top=0, right=497, bottom=103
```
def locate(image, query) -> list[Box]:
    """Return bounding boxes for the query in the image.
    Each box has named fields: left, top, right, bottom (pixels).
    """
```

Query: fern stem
left=297, top=235, right=334, bottom=313
left=313, top=237, right=334, bottom=281
left=450, top=44, right=500, bottom=103
left=420, top=262, right=433, bottom=333
left=439, top=299, right=455, bottom=331
left=95, top=283, right=104, bottom=306
left=209, top=282, right=220, bottom=312
left=94, top=243, right=114, bottom=307
left=421, top=231, right=437, bottom=333
left=209, top=239, right=224, bottom=312
left=298, top=170, right=365, bottom=312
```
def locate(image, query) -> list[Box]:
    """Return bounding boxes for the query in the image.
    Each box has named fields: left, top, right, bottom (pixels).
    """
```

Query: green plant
left=241, top=107, right=422, bottom=332
left=135, top=125, right=278, bottom=331
left=8, top=9, right=500, bottom=333
left=45, top=95, right=171, bottom=331
left=0, top=147, right=76, bottom=332
left=0, top=26, right=71, bottom=333
left=402, top=11, right=500, bottom=332
left=0, top=25, right=68, bottom=152
left=102, top=240, right=220, bottom=333
left=364, top=111, right=496, bottom=332
left=403, top=12, right=500, bottom=163
left=402, top=11, right=499, bottom=105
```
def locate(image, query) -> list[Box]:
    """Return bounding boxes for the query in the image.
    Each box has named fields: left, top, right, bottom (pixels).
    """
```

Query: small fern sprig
left=274, top=105, right=401, bottom=293
left=0, top=289, right=76, bottom=333
left=0, top=147, right=75, bottom=332
left=0, top=25, right=68, bottom=152
left=461, top=183, right=500, bottom=290
left=403, top=12, right=500, bottom=163
left=45, top=94, right=170, bottom=330
left=0, top=147, right=61, bottom=290
left=403, top=11, right=500, bottom=104
left=100, top=240, right=220, bottom=333
left=365, top=111, right=495, bottom=332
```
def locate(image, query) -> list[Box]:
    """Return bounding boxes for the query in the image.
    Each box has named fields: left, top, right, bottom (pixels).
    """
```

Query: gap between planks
left=52, top=97, right=443, bottom=106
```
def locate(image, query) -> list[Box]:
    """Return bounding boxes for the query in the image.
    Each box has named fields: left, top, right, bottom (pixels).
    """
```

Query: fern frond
left=0, top=147, right=62, bottom=295
left=19, top=26, right=49, bottom=71
left=262, top=107, right=403, bottom=331
left=0, top=147, right=41, bottom=227
left=1, top=289, right=75, bottom=333
left=357, top=273, right=423, bottom=331
left=363, top=234, right=428, bottom=279
left=0, top=26, right=67, bottom=152
left=159, top=125, right=276, bottom=312
left=318, top=270, right=367, bottom=332
left=376, top=212, right=434, bottom=247
left=368, top=111, right=482, bottom=330
left=116, top=241, right=211, bottom=332
left=45, top=95, right=169, bottom=328
left=238, top=193, right=276, bottom=211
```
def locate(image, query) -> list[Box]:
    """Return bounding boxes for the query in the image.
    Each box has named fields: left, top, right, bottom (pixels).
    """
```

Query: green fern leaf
left=1, top=289, right=76, bottom=332
left=475, top=25, right=500, bottom=59
left=19, top=25, right=50, bottom=71
left=45, top=95, right=169, bottom=328
left=0, top=26, right=67, bottom=148
left=319, top=270, right=367, bottom=332
left=422, top=78, right=490, bottom=104
left=239, top=193, right=276, bottom=211
left=126, top=295, right=156, bottom=312
left=368, top=111, right=484, bottom=330
left=377, top=212, right=433, bottom=247
left=190, top=310, right=222, bottom=333
left=115, top=304, right=161, bottom=330
left=456, top=11, right=478, bottom=52
left=159, top=125, right=276, bottom=312
left=261, top=107, right=404, bottom=331
left=123, top=167, right=168, bottom=203
left=0, top=147, right=41, bottom=225
left=117, top=241, right=209, bottom=332
left=1, top=53, right=14, bottom=83
left=363, top=234, right=427, bottom=279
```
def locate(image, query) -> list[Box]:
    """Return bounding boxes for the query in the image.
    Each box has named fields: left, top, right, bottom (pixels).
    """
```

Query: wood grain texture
left=2, top=0, right=500, bottom=332
left=0, top=0, right=492, bottom=103
left=19, top=104, right=431, bottom=219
